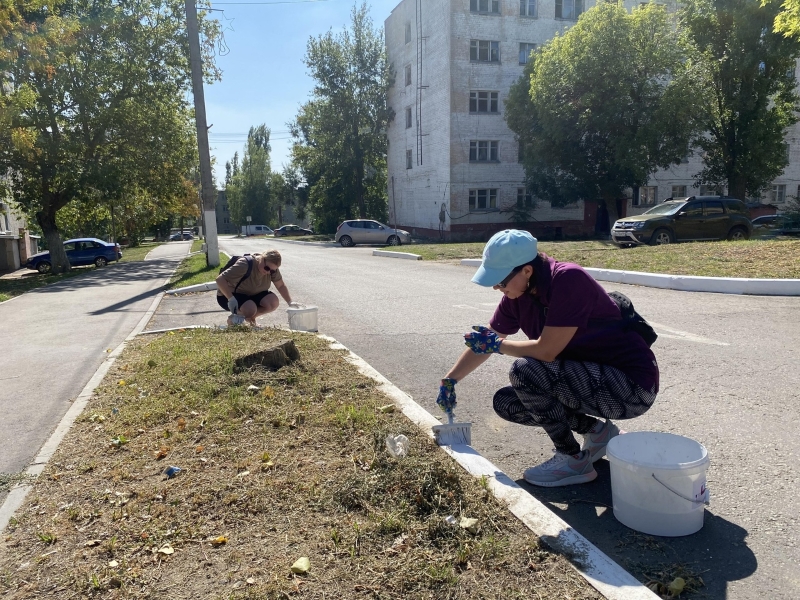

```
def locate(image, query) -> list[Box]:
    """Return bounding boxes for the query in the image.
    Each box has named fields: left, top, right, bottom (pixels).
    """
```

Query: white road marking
left=648, top=321, right=730, bottom=346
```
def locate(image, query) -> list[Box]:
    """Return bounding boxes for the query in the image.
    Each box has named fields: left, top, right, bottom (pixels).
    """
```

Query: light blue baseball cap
left=471, top=229, right=538, bottom=287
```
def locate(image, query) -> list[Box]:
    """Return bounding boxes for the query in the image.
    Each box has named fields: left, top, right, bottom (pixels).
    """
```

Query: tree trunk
left=728, top=177, right=747, bottom=201
left=36, top=205, right=70, bottom=274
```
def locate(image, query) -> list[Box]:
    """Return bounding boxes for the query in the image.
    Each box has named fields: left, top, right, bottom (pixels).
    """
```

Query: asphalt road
left=205, top=237, right=799, bottom=600
left=0, top=242, right=190, bottom=484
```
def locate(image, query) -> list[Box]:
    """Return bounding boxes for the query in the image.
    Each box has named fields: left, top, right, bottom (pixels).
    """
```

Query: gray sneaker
left=581, top=419, right=624, bottom=463
left=523, top=450, right=597, bottom=487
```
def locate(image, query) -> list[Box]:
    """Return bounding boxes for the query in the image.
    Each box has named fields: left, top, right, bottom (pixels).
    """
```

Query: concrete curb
left=268, top=238, right=339, bottom=247
left=372, top=249, right=422, bottom=260
left=460, top=258, right=800, bottom=296
left=319, top=333, right=658, bottom=600
left=0, top=291, right=165, bottom=533
left=166, top=281, right=217, bottom=294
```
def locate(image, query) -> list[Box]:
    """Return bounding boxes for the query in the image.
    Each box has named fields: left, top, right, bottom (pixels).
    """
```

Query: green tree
left=681, top=0, right=800, bottom=200
left=505, top=2, right=696, bottom=223
left=0, top=0, right=219, bottom=272
left=226, top=125, right=272, bottom=230
left=290, top=2, right=393, bottom=233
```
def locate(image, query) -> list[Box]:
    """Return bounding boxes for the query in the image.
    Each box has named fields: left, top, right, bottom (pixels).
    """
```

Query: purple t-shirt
left=489, top=255, right=659, bottom=393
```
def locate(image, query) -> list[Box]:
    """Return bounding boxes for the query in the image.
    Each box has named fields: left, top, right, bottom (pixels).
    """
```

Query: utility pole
left=185, top=0, right=219, bottom=267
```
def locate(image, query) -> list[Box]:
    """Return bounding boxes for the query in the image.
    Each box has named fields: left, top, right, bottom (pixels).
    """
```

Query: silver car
left=335, top=219, right=412, bottom=247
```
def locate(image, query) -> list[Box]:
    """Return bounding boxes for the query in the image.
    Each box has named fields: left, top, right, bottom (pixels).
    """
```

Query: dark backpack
left=219, top=254, right=254, bottom=294
left=606, top=291, right=658, bottom=347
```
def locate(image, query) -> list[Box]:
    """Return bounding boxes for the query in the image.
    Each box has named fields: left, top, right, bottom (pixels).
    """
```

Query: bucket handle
left=651, top=474, right=710, bottom=506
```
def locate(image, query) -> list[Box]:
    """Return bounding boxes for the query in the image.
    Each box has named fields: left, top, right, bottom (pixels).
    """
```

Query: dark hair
left=512, top=252, right=544, bottom=293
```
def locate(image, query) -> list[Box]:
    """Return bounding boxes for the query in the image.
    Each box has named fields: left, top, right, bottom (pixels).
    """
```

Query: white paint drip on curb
left=372, top=249, right=422, bottom=260
left=0, top=291, right=166, bottom=533
left=318, top=334, right=658, bottom=600
left=460, top=258, right=800, bottom=296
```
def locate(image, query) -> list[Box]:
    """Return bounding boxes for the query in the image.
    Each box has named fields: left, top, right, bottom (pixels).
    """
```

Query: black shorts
left=217, top=290, right=274, bottom=311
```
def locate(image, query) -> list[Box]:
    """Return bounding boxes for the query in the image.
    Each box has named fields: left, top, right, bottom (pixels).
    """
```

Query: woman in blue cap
left=437, top=229, right=659, bottom=487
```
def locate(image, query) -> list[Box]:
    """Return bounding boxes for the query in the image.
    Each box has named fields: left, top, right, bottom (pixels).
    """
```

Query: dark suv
left=611, top=196, right=752, bottom=246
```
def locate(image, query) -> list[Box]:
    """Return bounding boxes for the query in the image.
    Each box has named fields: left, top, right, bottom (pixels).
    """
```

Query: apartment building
left=385, top=0, right=800, bottom=241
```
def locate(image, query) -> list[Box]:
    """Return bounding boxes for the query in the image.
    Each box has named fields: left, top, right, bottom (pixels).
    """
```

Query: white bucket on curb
left=287, top=305, right=318, bottom=332
left=607, top=431, right=709, bottom=537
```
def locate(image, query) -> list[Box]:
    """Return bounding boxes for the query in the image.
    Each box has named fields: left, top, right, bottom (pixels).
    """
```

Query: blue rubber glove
left=436, top=378, right=458, bottom=414
left=227, top=296, right=239, bottom=314
left=464, top=325, right=503, bottom=354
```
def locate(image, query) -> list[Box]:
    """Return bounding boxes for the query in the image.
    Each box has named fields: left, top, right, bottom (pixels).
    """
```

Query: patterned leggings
left=493, top=358, right=657, bottom=455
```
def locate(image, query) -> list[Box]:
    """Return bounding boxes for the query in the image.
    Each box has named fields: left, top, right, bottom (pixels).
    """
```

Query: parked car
left=611, top=196, right=752, bottom=246
left=335, top=219, right=412, bottom=247
left=169, top=232, right=194, bottom=241
left=274, top=224, right=314, bottom=237
left=752, top=214, right=800, bottom=237
left=25, top=238, right=122, bottom=273
left=241, top=224, right=273, bottom=236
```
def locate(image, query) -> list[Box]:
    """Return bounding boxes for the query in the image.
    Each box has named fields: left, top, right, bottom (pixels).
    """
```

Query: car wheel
left=650, top=228, right=673, bottom=245
left=387, top=235, right=401, bottom=246
left=37, top=261, right=51, bottom=274
left=728, top=227, right=749, bottom=241
left=95, top=256, right=108, bottom=267
left=339, top=235, right=354, bottom=247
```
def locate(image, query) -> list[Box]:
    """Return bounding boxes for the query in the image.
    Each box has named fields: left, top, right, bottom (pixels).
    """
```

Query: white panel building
left=385, top=0, right=800, bottom=241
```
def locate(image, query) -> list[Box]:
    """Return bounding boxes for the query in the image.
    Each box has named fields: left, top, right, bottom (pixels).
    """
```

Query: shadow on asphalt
left=521, top=460, right=757, bottom=598
left=27, top=260, right=179, bottom=315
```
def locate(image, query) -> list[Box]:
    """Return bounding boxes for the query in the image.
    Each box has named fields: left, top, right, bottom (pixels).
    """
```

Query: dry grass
left=0, top=328, right=599, bottom=600
left=411, top=238, right=800, bottom=279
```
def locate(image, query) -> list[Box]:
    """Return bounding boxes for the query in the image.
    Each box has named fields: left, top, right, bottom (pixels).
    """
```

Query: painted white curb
left=165, top=281, right=217, bottom=294
left=269, top=238, right=339, bottom=247
left=460, top=258, right=800, bottom=296
left=0, top=290, right=166, bottom=533
left=318, top=334, right=658, bottom=600
left=372, top=249, right=422, bottom=260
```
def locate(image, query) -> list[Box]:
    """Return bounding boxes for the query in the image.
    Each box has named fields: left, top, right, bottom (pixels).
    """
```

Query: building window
left=556, top=0, right=584, bottom=20
left=517, top=188, right=533, bottom=207
left=406, top=149, right=413, bottom=169
left=469, top=140, right=499, bottom=162
left=633, top=186, right=657, bottom=206
left=470, top=40, right=500, bottom=63
left=469, top=91, right=499, bottom=113
left=519, top=43, right=536, bottom=65
left=520, top=0, right=537, bottom=16
left=671, top=185, right=687, bottom=198
left=223, top=217, right=229, bottom=224
left=404, top=65, right=412, bottom=86
left=771, top=184, right=786, bottom=204
left=470, top=0, right=499, bottom=13
left=469, top=188, right=498, bottom=211
left=405, top=107, right=412, bottom=129
left=699, top=185, right=724, bottom=196
left=405, top=22, right=411, bottom=44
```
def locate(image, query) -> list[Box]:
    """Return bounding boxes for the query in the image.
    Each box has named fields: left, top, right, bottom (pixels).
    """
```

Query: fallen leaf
left=248, top=384, right=260, bottom=392
left=195, top=445, right=204, bottom=453
left=154, top=447, right=169, bottom=460
left=262, top=386, right=275, bottom=399
left=177, top=418, right=186, bottom=431
left=158, top=545, right=174, bottom=555
left=290, top=556, right=310, bottom=574
left=459, top=517, right=480, bottom=534
left=668, top=577, right=686, bottom=597
left=377, top=404, right=396, bottom=413
left=246, top=577, right=255, bottom=585
left=84, top=540, right=102, bottom=547
left=210, top=536, right=227, bottom=547
left=108, top=560, right=119, bottom=567
left=118, top=380, right=126, bottom=386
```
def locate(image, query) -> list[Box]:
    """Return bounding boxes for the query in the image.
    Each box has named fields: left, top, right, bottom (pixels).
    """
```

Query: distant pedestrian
left=437, top=229, right=659, bottom=487
left=215, top=250, right=296, bottom=327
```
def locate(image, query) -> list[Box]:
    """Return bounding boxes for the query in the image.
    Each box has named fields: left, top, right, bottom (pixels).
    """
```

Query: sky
left=203, top=0, right=399, bottom=187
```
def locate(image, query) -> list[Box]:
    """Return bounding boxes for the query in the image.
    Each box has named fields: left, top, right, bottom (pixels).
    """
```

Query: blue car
left=26, top=238, right=123, bottom=274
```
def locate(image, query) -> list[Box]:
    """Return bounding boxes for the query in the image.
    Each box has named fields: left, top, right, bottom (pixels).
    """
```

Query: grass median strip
left=166, top=252, right=227, bottom=290
left=411, top=238, right=800, bottom=279
left=0, top=328, right=599, bottom=599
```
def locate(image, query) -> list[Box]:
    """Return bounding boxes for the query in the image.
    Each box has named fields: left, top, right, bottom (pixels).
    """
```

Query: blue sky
left=204, top=0, right=398, bottom=186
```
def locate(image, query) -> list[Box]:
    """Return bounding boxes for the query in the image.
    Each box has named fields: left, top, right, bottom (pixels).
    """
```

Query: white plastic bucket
left=606, top=431, right=709, bottom=537
left=287, top=305, right=318, bottom=332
